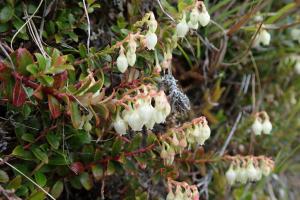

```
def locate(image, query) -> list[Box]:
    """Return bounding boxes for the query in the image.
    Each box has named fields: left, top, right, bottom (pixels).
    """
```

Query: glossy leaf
left=31, top=147, right=49, bottom=163
left=50, top=180, right=64, bottom=199
left=79, top=172, right=93, bottom=190
left=0, top=169, right=9, bottom=183
left=48, top=95, right=61, bottom=119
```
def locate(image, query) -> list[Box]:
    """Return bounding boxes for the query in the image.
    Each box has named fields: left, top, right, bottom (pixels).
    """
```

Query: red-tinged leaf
left=12, top=48, right=34, bottom=75
left=53, top=55, right=68, bottom=67
left=33, top=85, right=44, bottom=100
left=53, top=71, right=68, bottom=89
left=0, top=61, right=10, bottom=81
left=13, top=79, right=26, bottom=107
left=70, top=162, right=85, bottom=175
left=48, top=95, right=61, bottom=119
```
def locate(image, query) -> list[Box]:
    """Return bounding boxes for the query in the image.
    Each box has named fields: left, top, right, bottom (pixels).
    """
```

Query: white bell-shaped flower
left=291, top=28, right=300, bottom=43
left=113, top=113, right=128, bottom=135
left=198, top=9, right=210, bottom=27
left=116, top=48, right=128, bottom=73
left=122, top=107, right=144, bottom=131
left=226, top=165, right=237, bottom=185
left=192, top=125, right=201, bottom=137
left=166, top=191, right=175, bottom=200
left=126, top=51, right=136, bottom=66
left=202, top=123, right=211, bottom=140
left=252, top=117, right=263, bottom=135
left=176, top=13, right=189, bottom=38
left=145, top=32, right=157, bottom=50
left=246, top=162, right=258, bottom=181
left=137, top=99, right=155, bottom=124
left=236, top=167, right=248, bottom=184
left=190, top=7, right=200, bottom=24
left=261, top=161, right=272, bottom=176
left=260, top=29, right=271, bottom=46
left=295, top=61, right=300, bottom=75
left=262, top=119, right=272, bottom=134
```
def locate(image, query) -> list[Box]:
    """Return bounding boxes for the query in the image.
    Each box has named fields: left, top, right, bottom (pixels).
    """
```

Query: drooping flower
left=113, top=113, right=128, bottom=135
left=176, top=13, right=189, bottom=38
left=262, top=118, right=272, bottom=134
left=225, top=165, right=237, bottom=185
left=252, top=117, right=263, bottom=135
left=198, top=3, right=210, bottom=27
left=145, top=32, right=158, bottom=50
left=116, top=47, right=128, bottom=73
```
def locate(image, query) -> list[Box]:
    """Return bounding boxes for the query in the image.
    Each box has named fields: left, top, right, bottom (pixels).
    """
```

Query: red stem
left=23, top=125, right=57, bottom=150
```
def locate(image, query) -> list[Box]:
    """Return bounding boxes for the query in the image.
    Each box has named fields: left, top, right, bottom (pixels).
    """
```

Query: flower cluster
left=176, top=1, right=210, bottom=38
left=166, top=179, right=199, bottom=200
left=251, top=111, right=272, bottom=136
left=113, top=84, right=171, bottom=135
left=225, top=155, right=274, bottom=185
left=160, top=117, right=211, bottom=165
left=252, top=25, right=271, bottom=47
left=116, top=12, right=158, bottom=73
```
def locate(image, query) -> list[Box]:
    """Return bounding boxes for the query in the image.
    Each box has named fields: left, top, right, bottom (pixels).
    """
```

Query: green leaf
left=112, top=138, right=122, bottom=157
left=46, top=132, right=60, bottom=149
left=21, top=133, right=35, bottom=142
left=31, top=147, right=49, bottom=163
left=38, top=75, right=54, bottom=86
left=34, top=53, right=50, bottom=71
left=91, top=165, right=103, bottom=181
left=34, top=172, right=47, bottom=187
left=106, top=161, right=116, bottom=176
left=79, top=44, right=87, bottom=57
left=0, top=169, right=9, bottom=183
left=48, top=154, right=70, bottom=165
left=0, top=23, right=9, bottom=32
left=50, top=180, right=64, bottom=199
left=0, top=6, right=14, bottom=23
left=127, top=134, right=142, bottom=151
left=79, top=172, right=93, bottom=190
left=69, top=102, right=82, bottom=129
left=26, top=63, right=39, bottom=76
left=11, top=145, right=35, bottom=160
left=45, top=64, right=74, bottom=75
left=68, top=131, right=91, bottom=147
left=7, top=175, right=22, bottom=189
left=27, top=190, right=46, bottom=200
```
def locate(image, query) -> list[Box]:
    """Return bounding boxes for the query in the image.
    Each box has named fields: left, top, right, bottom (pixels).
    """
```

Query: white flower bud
left=123, top=108, right=144, bottom=131
left=145, top=32, right=157, bottom=50
left=291, top=29, right=300, bottom=43
left=202, top=123, right=211, bottom=140
left=198, top=10, right=210, bottom=27
left=261, top=162, right=272, bottom=176
left=113, top=113, right=128, bottom=135
left=126, top=51, right=136, bottom=67
left=137, top=100, right=155, bottom=124
left=246, top=162, right=258, bottom=181
left=260, top=30, right=271, bottom=46
left=226, top=165, right=237, bottom=185
left=252, top=118, right=263, bottom=135
left=190, top=8, right=200, bottom=24
left=176, top=14, right=189, bottom=38
left=236, top=167, right=248, bottom=184
left=295, top=61, right=300, bottom=75
left=192, top=125, right=201, bottom=137
left=116, top=49, right=128, bottom=73
left=262, top=119, right=272, bottom=134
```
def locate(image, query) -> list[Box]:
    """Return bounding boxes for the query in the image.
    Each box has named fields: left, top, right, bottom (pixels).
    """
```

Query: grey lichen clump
left=0, top=122, right=9, bottom=152
left=161, top=74, right=191, bottom=113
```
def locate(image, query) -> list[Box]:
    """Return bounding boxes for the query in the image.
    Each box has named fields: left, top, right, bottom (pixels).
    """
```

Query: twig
left=219, top=112, right=243, bottom=156
left=10, top=0, right=44, bottom=50
left=82, top=0, right=91, bottom=54
left=156, top=0, right=175, bottom=22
